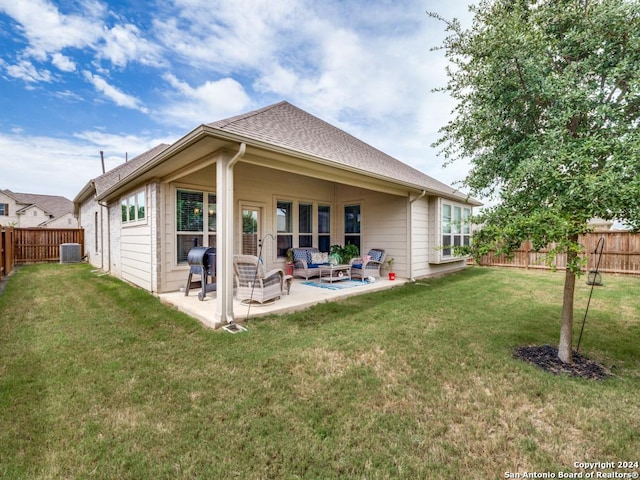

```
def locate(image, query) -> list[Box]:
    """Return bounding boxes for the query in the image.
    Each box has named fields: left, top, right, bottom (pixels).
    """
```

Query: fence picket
left=475, top=232, right=640, bottom=275
left=13, top=228, right=84, bottom=265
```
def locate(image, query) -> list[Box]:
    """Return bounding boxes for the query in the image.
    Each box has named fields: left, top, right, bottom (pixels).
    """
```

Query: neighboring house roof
left=208, top=101, right=480, bottom=205
left=1, top=189, right=74, bottom=220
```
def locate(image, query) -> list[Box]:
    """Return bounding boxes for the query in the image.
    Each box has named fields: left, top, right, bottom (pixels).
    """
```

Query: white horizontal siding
left=411, top=197, right=431, bottom=278
left=121, top=222, right=152, bottom=291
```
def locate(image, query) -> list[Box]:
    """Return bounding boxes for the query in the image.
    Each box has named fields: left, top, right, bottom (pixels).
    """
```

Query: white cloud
left=4, top=60, right=53, bottom=83
left=0, top=130, right=172, bottom=199
left=0, top=0, right=102, bottom=60
left=153, top=0, right=301, bottom=72
left=0, top=0, right=164, bottom=81
left=160, top=74, right=252, bottom=127
left=72, top=130, right=172, bottom=156
left=99, top=23, right=164, bottom=68
left=83, top=70, right=149, bottom=113
left=51, top=53, right=76, bottom=72
left=0, top=133, right=114, bottom=199
left=0, top=0, right=481, bottom=201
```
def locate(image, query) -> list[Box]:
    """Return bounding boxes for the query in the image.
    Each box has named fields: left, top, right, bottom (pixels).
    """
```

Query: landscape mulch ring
left=514, top=344, right=612, bottom=380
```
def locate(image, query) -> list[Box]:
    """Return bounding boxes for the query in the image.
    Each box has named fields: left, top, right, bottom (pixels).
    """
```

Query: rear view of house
left=75, top=101, right=480, bottom=327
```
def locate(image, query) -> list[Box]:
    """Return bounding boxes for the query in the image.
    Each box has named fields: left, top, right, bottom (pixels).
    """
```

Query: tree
left=430, top=0, right=640, bottom=363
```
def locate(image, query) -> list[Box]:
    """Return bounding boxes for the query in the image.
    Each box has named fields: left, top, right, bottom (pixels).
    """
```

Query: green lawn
left=1, top=264, right=639, bottom=479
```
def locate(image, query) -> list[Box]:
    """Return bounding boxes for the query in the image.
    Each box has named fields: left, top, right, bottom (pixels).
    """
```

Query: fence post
left=1, top=225, right=4, bottom=279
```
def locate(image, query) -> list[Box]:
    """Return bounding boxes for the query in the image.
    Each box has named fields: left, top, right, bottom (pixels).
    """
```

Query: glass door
left=242, top=207, right=260, bottom=256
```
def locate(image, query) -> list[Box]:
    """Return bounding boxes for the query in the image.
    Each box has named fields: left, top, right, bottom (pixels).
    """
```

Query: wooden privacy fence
left=1, top=225, right=15, bottom=279
left=13, top=228, right=85, bottom=265
left=475, top=231, right=640, bottom=275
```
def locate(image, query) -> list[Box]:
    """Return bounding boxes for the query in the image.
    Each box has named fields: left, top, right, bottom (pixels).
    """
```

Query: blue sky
left=0, top=0, right=473, bottom=200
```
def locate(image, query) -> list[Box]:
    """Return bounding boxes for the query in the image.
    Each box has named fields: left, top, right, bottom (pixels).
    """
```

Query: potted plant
left=342, top=244, right=360, bottom=264
left=329, top=244, right=342, bottom=265
left=329, top=244, right=360, bottom=264
left=386, top=257, right=395, bottom=280
left=285, top=248, right=294, bottom=276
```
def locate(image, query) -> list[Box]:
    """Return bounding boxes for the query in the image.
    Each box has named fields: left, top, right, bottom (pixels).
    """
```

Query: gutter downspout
left=408, top=190, right=426, bottom=282
left=97, top=198, right=111, bottom=273
left=215, top=143, right=246, bottom=327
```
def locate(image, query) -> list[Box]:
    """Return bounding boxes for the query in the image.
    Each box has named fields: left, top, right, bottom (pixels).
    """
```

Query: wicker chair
left=233, top=255, right=284, bottom=304
left=350, top=248, right=386, bottom=280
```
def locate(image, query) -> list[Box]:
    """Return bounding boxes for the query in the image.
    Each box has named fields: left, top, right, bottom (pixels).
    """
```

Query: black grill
left=185, top=247, right=216, bottom=301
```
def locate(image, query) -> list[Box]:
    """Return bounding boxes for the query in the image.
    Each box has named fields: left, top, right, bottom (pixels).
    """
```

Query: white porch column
left=215, top=144, right=245, bottom=326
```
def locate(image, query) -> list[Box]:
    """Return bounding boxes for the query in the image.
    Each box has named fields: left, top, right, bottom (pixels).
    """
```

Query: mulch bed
left=513, top=344, right=612, bottom=380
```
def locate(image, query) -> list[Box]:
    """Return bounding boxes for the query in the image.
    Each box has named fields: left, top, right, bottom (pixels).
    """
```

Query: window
left=463, top=208, right=471, bottom=247
left=0, top=203, right=7, bottom=216
left=121, top=188, right=146, bottom=223
left=176, top=189, right=216, bottom=263
left=318, top=205, right=331, bottom=253
left=442, top=204, right=452, bottom=257
left=442, top=203, right=472, bottom=258
left=276, top=201, right=293, bottom=257
left=94, top=212, right=99, bottom=252
left=275, top=201, right=332, bottom=256
left=137, top=191, right=145, bottom=220
left=344, top=204, right=361, bottom=250
left=298, top=203, right=313, bottom=248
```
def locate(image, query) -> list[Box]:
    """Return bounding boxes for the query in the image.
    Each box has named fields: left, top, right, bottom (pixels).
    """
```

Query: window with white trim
left=298, top=203, right=313, bottom=248
left=344, top=204, right=361, bottom=250
left=318, top=205, right=331, bottom=253
left=276, top=201, right=293, bottom=257
left=442, top=203, right=471, bottom=258
left=176, top=189, right=216, bottom=264
left=121, top=188, right=146, bottom=223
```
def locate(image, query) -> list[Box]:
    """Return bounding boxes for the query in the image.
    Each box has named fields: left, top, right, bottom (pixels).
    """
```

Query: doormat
left=301, top=280, right=366, bottom=291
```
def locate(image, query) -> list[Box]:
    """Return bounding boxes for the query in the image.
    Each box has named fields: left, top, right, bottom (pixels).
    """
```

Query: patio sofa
left=291, top=247, right=330, bottom=280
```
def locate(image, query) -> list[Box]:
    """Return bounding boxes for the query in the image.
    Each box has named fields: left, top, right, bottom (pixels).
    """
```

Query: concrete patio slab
left=158, top=276, right=408, bottom=329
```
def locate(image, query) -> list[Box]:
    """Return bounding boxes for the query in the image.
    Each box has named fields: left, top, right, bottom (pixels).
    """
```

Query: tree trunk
left=558, top=244, right=578, bottom=363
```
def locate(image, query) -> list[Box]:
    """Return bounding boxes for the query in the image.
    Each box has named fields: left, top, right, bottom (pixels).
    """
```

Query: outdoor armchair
left=233, top=255, right=284, bottom=304
left=350, top=248, right=386, bottom=280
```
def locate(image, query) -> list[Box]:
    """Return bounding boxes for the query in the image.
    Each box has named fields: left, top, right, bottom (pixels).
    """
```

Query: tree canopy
left=431, top=0, right=640, bottom=362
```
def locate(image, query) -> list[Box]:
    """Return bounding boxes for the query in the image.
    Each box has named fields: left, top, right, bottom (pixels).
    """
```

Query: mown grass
left=1, top=264, right=638, bottom=479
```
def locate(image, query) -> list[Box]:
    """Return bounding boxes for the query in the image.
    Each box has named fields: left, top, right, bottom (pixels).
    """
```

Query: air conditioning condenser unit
left=60, top=243, right=82, bottom=264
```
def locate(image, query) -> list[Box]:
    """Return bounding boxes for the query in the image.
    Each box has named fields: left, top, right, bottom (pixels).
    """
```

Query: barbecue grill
left=185, top=246, right=216, bottom=301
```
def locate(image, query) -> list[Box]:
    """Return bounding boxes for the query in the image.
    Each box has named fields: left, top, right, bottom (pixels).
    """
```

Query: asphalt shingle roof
left=92, top=144, right=170, bottom=197
left=208, top=101, right=475, bottom=202
left=1, top=189, right=73, bottom=218
left=84, top=102, right=477, bottom=205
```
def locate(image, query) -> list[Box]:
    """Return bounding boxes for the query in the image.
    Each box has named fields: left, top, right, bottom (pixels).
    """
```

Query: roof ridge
left=208, top=101, right=289, bottom=129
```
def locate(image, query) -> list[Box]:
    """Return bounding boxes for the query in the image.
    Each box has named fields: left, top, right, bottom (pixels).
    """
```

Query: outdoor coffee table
left=319, top=264, right=351, bottom=283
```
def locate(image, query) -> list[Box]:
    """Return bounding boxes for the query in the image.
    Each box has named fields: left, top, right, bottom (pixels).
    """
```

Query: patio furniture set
left=231, top=247, right=387, bottom=305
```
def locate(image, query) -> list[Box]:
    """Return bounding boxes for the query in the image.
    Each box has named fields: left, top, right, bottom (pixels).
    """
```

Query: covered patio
left=158, top=275, right=409, bottom=329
